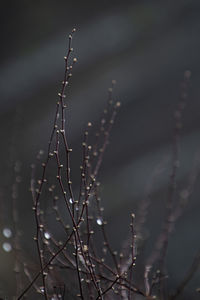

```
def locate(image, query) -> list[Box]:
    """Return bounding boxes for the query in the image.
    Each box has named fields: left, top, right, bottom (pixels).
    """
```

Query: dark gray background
left=1, top=0, right=200, bottom=298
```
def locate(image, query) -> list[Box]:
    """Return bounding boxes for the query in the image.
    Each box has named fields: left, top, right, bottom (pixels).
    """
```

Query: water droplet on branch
left=96, top=218, right=103, bottom=226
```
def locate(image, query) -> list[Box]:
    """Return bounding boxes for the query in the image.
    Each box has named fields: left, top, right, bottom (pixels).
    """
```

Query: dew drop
left=3, top=228, right=12, bottom=238
left=69, top=198, right=73, bottom=204
left=103, top=247, right=107, bottom=254
left=2, top=242, right=12, bottom=252
left=39, top=286, right=44, bottom=294
left=39, top=149, right=44, bottom=155
left=44, top=232, right=51, bottom=240
left=96, top=218, right=103, bottom=226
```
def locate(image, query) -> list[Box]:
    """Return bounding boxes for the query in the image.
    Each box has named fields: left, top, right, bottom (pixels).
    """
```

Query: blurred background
left=1, top=0, right=200, bottom=298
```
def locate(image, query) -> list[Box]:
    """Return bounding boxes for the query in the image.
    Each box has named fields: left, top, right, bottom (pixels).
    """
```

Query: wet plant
left=1, top=29, right=200, bottom=300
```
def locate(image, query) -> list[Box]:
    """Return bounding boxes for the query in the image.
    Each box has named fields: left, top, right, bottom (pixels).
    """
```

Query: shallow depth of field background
left=1, top=0, right=200, bottom=298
